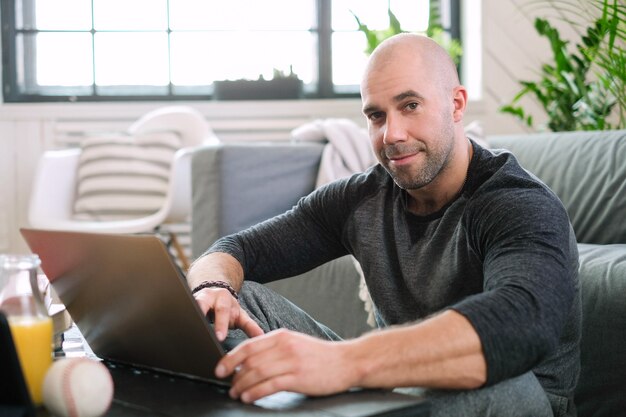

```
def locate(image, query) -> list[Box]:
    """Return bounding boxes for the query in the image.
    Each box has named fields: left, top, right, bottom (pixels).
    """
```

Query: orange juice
left=8, top=315, right=53, bottom=405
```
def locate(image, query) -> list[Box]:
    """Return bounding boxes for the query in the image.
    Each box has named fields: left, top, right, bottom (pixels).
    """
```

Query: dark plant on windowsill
left=500, top=0, right=626, bottom=131
left=213, top=67, right=303, bottom=100
left=351, top=2, right=462, bottom=64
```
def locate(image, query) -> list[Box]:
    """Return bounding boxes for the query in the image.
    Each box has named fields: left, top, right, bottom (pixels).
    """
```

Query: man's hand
left=215, top=310, right=487, bottom=404
left=187, top=252, right=264, bottom=341
left=215, top=329, right=357, bottom=403
left=193, top=287, right=264, bottom=341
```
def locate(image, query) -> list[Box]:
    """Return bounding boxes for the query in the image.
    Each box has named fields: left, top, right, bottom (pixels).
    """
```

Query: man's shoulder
left=470, top=147, right=554, bottom=197
left=319, top=164, right=392, bottom=197
left=302, top=164, right=394, bottom=217
left=467, top=147, right=568, bottom=217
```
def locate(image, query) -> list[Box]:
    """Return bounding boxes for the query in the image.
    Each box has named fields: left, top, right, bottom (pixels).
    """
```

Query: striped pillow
left=73, top=132, right=182, bottom=221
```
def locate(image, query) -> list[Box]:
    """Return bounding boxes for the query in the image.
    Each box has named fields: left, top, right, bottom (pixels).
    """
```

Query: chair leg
left=168, top=232, right=191, bottom=271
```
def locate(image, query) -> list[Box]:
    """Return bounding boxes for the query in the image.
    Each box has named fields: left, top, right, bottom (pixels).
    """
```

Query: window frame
left=1, top=0, right=460, bottom=103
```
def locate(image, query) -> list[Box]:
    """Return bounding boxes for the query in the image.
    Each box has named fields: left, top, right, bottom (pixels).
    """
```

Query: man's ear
left=452, top=86, right=468, bottom=123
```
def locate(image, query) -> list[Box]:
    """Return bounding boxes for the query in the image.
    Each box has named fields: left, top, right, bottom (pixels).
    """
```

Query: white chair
left=28, top=106, right=218, bottom=269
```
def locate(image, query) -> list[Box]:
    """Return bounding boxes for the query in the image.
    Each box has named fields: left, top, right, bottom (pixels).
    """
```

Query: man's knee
left=423, top=372, right=552, bottom=417
left=238, top=281, right=291, bottom=317
left=237, top=281, right=341, bottom=340
left=237, top=281, right=279, bottom=332
left=238, top=281, right=268, bottom=308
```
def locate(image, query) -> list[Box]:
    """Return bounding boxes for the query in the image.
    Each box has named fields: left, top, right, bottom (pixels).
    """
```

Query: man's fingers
left=228, top=345, right=292, bottom=399
left=237, top=311, right=265, bottom=338
left=193, top=287, right=263, bottom=342
left=217, top=330, right=355, bottom=402
left=212, top=295, right=236, bottom=341
left=215, top=330, right=280, bottom=378
left=235, top=373, right=296, bottom=403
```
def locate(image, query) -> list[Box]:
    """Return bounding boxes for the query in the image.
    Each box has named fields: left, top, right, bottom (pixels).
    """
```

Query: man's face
left=360, top=59, right=457, bottom=191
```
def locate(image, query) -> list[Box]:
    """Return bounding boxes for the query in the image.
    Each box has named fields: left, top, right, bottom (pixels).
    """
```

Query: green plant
left=351, top=7, right=403, bottom=55
left=271, top=66, right=300, bottom=80
left=351, top=3, right=462, bottom=64
left=500, top=0, right=626, bottom=131
left=425, top=3, right=463, bottom=65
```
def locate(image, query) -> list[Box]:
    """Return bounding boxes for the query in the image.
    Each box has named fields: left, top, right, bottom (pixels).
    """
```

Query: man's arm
left=187, top=251, right=244, bottom=292
left=217, top=309, right=486, bottom=403
left=351, top=309, right=486, bottom=389
left=186, top=179, right=353, bottom=342
left=187, top=252, right=264, bottom=341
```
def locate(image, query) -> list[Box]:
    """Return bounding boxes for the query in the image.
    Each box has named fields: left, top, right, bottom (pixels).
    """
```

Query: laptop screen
left=20, top=228, right=228, bottom=385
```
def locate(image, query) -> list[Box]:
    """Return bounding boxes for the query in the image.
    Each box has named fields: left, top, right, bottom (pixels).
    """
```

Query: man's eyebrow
left=393, top=90, right=424, bottom=102
left=362, top=103, right=379, bottom=115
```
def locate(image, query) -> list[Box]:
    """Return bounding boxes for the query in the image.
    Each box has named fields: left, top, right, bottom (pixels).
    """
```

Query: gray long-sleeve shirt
left=208, top=141, right=581, bottom=407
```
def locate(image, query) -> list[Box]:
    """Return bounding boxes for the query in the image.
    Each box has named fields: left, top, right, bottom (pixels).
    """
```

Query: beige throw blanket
left=291, top=118, right=378, bottom=327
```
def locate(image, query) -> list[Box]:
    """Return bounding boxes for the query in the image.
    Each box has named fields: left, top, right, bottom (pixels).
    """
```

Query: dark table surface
left=27, top=326, right=430, bottom=417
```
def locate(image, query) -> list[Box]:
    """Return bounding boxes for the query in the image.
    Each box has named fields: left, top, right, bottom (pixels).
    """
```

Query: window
left=1, top=0, right=462, bottom=102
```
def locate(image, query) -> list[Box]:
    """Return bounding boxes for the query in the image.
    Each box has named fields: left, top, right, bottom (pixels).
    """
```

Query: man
left=188, top=34, right=580, bottom=417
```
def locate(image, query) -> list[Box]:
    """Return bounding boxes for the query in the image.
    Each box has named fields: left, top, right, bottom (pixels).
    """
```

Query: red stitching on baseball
left=61, top=359, right=84, bottom=417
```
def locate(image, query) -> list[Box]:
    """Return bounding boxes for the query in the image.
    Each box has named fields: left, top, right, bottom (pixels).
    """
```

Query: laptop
left=21, top=227, right=229, bottom=384
left=20, top=228, right=430, bottom=416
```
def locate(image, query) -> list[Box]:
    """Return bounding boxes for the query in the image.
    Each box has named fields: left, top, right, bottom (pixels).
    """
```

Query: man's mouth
left=387, top=151, right=421, bottom=166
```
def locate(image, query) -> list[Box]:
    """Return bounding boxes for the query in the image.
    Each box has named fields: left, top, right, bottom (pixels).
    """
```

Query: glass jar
left=0, top=254, right=52, bottom=406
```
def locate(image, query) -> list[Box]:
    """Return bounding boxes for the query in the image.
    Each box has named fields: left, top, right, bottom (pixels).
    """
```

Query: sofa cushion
left=191, top=143, right=324, bottom=258
left=574, top=243, right=626, bottom=417
left=488, top=130, right=626, bottom=244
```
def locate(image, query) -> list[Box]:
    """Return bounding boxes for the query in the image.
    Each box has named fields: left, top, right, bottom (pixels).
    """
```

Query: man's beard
left=380, top=125, right=455, bottom=191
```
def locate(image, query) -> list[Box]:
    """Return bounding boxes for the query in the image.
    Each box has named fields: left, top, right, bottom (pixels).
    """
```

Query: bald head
left=361, top=33, right=460, bottom=97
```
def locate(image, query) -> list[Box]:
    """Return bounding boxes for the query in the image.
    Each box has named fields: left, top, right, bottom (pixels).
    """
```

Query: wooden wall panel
left=482, top=0, right=545, bottom=134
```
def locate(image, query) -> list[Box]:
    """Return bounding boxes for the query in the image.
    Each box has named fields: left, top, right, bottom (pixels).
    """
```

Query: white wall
left=481, top=0, right=551, bottom=134
left=0, top=0, right=571, bottom=252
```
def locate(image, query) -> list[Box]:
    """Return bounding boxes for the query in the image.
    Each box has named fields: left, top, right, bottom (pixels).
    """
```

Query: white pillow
left=73, top=132, right=181, bottom=221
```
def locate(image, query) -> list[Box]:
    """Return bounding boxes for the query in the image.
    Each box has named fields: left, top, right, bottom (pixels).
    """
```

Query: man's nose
left=383, top=114, right=409, bottom=145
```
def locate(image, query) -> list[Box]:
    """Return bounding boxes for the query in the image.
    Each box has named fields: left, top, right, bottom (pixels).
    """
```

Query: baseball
left=42, top=358, right=114, bottom=417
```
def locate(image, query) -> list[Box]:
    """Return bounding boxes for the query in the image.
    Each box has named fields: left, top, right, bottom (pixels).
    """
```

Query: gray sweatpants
left=236, top=281, right=554, bottom=417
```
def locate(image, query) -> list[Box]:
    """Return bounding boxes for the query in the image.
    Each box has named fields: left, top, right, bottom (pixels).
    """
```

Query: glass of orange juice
left=0, top=254, right=53, bottom=406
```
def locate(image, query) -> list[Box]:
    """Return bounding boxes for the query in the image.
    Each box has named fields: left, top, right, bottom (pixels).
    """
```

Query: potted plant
left=500, top=0, right=626, bottom=131
left=351, top=3, right=462, bottom=63
left=213, top=67, right=303, bottom=100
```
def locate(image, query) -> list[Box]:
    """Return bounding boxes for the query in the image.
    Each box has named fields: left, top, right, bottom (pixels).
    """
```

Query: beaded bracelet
left=191, top=280, right=239, bottom=301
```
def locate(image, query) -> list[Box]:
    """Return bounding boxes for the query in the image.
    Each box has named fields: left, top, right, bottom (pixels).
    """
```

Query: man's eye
left=406, top=102, right=418, bottom=110
left=368, top=112, right=383, bottom=121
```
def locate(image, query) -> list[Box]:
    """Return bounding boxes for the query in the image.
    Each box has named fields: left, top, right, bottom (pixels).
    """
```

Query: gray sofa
left=191, top=130, right=626, bottom=417
left=191, top=142, right=372, bottom=338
